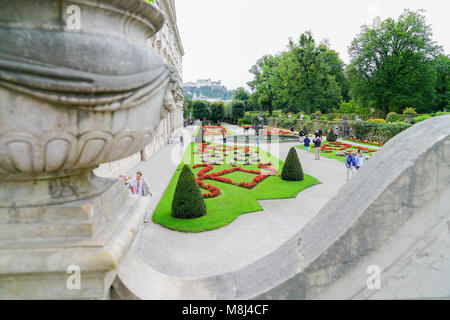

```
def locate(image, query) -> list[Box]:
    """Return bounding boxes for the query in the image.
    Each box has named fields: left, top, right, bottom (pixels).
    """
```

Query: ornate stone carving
left=0, top=0, right=180, bottom=299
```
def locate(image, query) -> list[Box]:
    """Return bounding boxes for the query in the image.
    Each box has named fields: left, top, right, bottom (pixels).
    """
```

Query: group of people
left=345, top=149, right=367, bottom=180
left=122, top=171, right=153, bottom=223
left=299, top=128, right=368, bottom=181
left=300, top=130, right=323, bottom=160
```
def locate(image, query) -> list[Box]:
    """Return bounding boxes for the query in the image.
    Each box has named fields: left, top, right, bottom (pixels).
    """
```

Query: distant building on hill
left=183, top=79, right=235, bottom=102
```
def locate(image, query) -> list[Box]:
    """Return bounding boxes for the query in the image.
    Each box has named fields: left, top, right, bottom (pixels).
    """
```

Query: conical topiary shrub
left=281, top=147, right=304, bottom=181
left=327, top=129, right=337, bottom=142
left=171, top=165, right=207, bottom=219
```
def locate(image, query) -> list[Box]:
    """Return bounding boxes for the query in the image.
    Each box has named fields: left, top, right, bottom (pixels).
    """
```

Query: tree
left=281, top=147, right=304, bottom=181
left=210, top=101, right=225, bottom=123
left=248, top=55, right=284, bottom=116
left=231, top=100, right=245, bottom=123
left=192, top=100, right=210, bottom=120
left=348, top=9, right=442, bottom=117
left=278, top=32, right=343, bottom=114
left=432, top=54, right=449, bottom=112
left=234, top=87, right=250, bottom=109
left=171, top=165, right=207, bottom=219
left=326, top=129, right=337, bottom=142
left=183, top=94, right=193, bottom=120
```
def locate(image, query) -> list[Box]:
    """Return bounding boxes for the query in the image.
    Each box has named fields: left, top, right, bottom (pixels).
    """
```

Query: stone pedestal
left=0, top=0, right=181, bottom=299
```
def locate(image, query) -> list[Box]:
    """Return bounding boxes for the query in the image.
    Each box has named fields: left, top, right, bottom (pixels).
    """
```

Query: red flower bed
left=202, top=126, right=229, bottom=136
left=194, top=143, right=250, bottom=155
left=192, top=162, right=278, bottom=198
left=312, top=141, right=377, bottom=154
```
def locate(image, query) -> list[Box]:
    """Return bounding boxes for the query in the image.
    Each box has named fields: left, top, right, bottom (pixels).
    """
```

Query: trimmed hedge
left=353, top=122, right=411, bottom=143
left=326, top=129, right=337, bottom=142
left=281, top=147, right=304, bottom=181
left=171, top=165, right=207, bottom=219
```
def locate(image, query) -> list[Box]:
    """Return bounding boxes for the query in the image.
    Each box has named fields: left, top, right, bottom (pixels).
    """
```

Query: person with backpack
left=313, top=135, right=322, bottom=160
left=303, top=135, right=311, bottom=152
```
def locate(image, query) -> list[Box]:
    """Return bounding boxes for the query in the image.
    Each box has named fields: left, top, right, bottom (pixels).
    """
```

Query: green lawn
left=296, top=142, right=375, bottom=163
left=152, top=142, right=320, bottom=233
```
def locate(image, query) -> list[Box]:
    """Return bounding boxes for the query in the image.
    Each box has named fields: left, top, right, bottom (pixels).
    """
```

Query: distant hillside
left=183, top=79, right=235, bottom=101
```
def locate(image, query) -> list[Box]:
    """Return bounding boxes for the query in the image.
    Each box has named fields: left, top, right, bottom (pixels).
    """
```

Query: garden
left=152, top=142, right=320, bottom=232
left=296, top=140, right=378, bottom=163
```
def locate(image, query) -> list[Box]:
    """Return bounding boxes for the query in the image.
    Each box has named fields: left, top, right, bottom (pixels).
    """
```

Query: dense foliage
left=243, top=10, right=448, bottom=118
left=348, top=9, right=444, bottom=116
left=248, top=32, right=348, bottom=115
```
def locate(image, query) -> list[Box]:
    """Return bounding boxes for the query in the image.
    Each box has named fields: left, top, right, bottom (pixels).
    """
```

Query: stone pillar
left=0, top=0, right=180, bottom=299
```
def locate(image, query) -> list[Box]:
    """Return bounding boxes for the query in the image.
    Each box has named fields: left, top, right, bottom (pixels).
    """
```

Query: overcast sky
left=176, top=0, right=449, bottom=90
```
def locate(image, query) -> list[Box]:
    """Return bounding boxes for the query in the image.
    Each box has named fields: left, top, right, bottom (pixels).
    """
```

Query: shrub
left=386, top=112, right=400, bottom=123
left=326, top=129, right=337, bottom=142
left=327, top=113, right=335, bottom=121
left=171, top=165, right=207, bottom=219
left=281, top=147, right=304, bottom=181
left=354, top=122, right=411, bottom=144
left=403, top=107, right=417, bottom=115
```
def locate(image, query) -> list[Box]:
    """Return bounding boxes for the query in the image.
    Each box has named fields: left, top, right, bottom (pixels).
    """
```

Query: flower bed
left=202, top=125, right=229, bottom=136
left=310, top=141, right=377, bottom=154
left=344, top=137, right=384, bottom=147
left=193, top=162, right=278, bottom=198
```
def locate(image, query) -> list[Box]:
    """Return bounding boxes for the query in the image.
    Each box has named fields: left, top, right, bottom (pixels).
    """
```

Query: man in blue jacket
left=345, top=150, right=359, bottom=181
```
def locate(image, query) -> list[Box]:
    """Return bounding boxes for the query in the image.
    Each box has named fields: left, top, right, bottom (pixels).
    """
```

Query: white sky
left=176, top=0, right=449, bottom=90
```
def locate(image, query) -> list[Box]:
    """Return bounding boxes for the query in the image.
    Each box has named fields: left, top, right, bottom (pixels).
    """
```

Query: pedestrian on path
left=132, top=171, right=153, bottom=223
left=303, top=135, right=311, bottom=152
left=355, top=149, right=367, bottom=169
left=345, top=151, right=359, bottom=181
left=180, top=135, right=184, bottom=149
left=313, top=135, right=322, bottom=160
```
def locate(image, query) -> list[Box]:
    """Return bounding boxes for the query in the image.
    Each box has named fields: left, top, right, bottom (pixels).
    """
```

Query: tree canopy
left=347, top=9, right=443, bottom=116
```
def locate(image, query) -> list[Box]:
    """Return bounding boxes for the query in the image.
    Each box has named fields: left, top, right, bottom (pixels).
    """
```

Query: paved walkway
left=131, top=123, right=348, bottom=278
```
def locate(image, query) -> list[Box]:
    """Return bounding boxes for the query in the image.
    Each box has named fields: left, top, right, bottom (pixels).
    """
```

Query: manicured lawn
left=296, top=142, right=375, bottom=163
left=152, top=142, right=320, bottom=233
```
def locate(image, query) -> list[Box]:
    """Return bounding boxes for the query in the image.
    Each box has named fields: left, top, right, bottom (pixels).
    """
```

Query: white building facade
left=96, top=0, right=185, bottom=177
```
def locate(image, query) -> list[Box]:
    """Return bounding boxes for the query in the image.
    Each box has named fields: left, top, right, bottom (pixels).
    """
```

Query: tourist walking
left=303, top=135, right=311, bottom=152
left=132, top=171, right=153, bottom=223
left=222, top=130, right=227, bottom=144
left=313, top=135, right=322, bottom=160
left=355, top=149, right=367, bottom=169
left=180, top=135, right=184, bottom=148
left=318, top=129, right=323, bottom=137
left=345, top=150, right=359, bottom=180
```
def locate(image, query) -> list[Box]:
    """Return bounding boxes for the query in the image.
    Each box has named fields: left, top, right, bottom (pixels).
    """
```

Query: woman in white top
left=355, top=150, right=367, bottom=169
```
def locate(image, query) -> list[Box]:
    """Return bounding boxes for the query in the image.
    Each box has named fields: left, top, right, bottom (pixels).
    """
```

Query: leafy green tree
left=231, top=100, right=246, bottom=123
left=171, top=165, right=207, bottom=219
left=281, top=147, right=304, bottom=181
left=248, top=55, right=284, bottom=116
left=432, top=54, right=449, bottom=112
left=210, top=101, right=225, bottom=123
left=278, top=32, right=342, bottom=114
left=234, top=87, right=250, bottom=103
left=183, top=94, right=193, bottom=120
left=192, top=100, right=210, bottom=120
left=348, top=9, right=442, bottom=116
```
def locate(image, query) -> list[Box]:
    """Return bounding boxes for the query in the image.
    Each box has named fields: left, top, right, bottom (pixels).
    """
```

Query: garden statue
left=254, top=112, right=265, bottom=136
